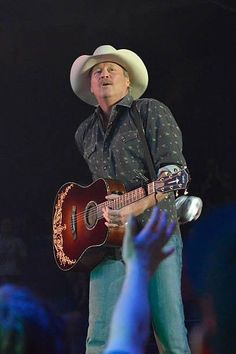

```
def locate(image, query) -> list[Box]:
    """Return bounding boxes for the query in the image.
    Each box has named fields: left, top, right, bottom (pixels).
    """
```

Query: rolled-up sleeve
left=142, top=99, right=186, bottom=173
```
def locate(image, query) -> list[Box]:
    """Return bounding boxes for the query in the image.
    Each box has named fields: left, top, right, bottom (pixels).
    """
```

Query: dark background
left=0, top=0, right=235, bottom=352
left=1, top=0, right=235, bottom=228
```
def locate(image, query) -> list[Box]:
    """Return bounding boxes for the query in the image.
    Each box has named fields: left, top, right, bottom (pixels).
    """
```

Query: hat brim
left=70, top=48, right=148, bottom=106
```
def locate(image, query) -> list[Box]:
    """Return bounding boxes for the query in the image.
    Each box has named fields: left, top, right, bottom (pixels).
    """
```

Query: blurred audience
left=0, top=217, right=27, bottom=286
left=0, top=284, right=68, bottom=354
left=186, top=202, right=236, bottom=354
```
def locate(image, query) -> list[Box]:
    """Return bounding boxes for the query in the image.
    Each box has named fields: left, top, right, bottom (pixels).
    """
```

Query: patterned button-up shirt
left=75, top=95, right=187, bottom=225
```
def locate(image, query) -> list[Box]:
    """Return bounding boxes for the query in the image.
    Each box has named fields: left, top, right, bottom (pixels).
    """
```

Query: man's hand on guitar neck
left=102, top=192, right=166, bottom=228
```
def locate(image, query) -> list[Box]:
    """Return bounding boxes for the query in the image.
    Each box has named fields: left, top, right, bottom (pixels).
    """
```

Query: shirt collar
left=116, top=94, right=134, bottom=108
left=94, top=95, right=134, bottom=116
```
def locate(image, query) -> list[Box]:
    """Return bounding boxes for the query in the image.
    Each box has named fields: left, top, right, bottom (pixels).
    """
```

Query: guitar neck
left=97, top=180, right=162, bottom=217
left=111, top=182, right=158, bottom=209
left=96, top=168, right=189, bottom=218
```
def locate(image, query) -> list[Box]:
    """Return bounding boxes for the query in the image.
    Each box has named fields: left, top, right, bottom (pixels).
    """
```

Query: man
left=70, top=45, right=191, bottom=353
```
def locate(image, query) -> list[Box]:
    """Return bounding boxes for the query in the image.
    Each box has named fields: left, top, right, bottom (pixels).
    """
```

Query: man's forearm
left=121, top=192, right=166, bottom=219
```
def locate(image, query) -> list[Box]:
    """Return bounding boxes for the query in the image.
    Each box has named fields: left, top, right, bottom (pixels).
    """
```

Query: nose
left=100, top=68, right=109, bottom=78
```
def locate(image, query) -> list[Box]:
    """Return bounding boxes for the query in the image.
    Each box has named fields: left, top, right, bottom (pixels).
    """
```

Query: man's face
left=90, top=62, right=130, bottom=103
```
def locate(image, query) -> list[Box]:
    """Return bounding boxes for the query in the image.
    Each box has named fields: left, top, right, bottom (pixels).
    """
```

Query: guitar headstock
left=156, top=168, right=190, bottom=194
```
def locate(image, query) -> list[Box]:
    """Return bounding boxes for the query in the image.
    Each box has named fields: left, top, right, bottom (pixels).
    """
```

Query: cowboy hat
left=70, top=45, right=149, bottom=106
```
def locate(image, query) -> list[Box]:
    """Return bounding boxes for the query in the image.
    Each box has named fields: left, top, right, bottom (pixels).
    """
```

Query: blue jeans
left=86, top=234, right=191, bottom=354
left=149, top=235, right=191, bottom=353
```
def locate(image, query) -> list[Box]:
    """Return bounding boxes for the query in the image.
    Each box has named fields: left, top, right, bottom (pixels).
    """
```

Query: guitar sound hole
left=85, top=201, right=98, bottom=230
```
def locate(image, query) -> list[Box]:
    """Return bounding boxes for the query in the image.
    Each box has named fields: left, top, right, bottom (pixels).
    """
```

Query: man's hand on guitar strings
left=103, top=194, right=128, bottom=228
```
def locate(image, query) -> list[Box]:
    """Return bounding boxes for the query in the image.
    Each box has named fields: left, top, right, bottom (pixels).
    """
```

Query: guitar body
left=52, top=179, right=126, bottom=271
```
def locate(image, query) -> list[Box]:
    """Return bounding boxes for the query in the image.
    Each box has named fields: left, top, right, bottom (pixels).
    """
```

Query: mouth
left=101, top=81, right=112, bottom=87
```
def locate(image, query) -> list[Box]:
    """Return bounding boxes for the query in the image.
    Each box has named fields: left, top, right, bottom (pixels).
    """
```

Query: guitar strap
left=130, top=101, right=157, bottom=181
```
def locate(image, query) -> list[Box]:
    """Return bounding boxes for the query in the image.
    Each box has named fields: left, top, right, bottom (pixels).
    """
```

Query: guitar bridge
left=71, top=205, right=77, bottom=240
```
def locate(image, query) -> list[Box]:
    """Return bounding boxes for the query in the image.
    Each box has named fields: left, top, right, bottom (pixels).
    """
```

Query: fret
left=111, top=186, right=146, bottom=209
left=147, top=181, right=156, bottom=194
left=96, top=169, right=189, bottom=212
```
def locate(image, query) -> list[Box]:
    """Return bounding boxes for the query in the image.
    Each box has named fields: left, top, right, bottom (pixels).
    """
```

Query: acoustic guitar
left=52, top=169, right=190, bottom=271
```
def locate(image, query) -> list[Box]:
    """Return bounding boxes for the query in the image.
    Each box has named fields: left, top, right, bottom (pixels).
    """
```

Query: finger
left=102, top=207, right=110, bottom=222
left=136, top=207, right=161, bottom=245
left=143, top=206, right=160, bottom=234
left=105, top=222, right=120, bottom=228
left=160, top=246, right=175, bottom=259
left=105, top=194, right=120, bottom=200
left=107, top=209, right=119, bottom=217
left=103, top=207, right=124, bottom=225
left=102, top=206, right=111, bottom=214
left=159, top=220, right=176, bottom=247
left=107, top=210, right=125, bottom=226
left=166, top=220, right=176, bottom=239
left=154, top=210, right=168, bottom=236
left=124, top=215, right=138, bottom=241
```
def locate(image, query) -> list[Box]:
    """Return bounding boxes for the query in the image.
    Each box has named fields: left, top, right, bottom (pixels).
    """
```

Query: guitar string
left=68, top=184, right=187, bottom=226
left=68, top=185, right=150, bottom=223
left=68, top=184, right=184, bottom=226
left=69, top=190, right=148, bottom=225
left=73, top=176, right=177, bottom=224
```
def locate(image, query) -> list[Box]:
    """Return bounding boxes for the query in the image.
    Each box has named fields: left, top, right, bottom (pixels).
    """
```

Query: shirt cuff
left=158, top=164, right=181, bottom=176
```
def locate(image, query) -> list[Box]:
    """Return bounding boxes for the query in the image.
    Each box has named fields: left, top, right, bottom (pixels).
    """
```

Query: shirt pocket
left=118, top=130, right=143, bottom=160
left=119, top=131, right=138, bottom=143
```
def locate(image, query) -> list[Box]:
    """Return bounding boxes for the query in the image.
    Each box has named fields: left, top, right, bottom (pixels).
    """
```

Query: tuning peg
left=184, top=189, right=189, bottom=195
left=175, top=190, right=179, bottom=197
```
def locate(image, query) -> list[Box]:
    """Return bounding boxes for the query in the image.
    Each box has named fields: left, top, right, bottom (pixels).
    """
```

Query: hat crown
left=93, top=45, right=116, bottom=56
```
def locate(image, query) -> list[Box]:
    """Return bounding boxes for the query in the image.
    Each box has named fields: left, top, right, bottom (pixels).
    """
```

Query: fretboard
left=96, top=168, right=189, bottom=219
left=96, top=181, right=161, bottom=218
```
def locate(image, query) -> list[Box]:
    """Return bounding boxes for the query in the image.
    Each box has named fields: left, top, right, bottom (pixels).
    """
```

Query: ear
left=126, top=77, right=131, bottom=89
left=90, top=82, right=94, bottom=95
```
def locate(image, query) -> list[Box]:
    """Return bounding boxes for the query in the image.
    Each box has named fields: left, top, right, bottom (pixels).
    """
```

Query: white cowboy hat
left=70, top=45, right=149, bottom=106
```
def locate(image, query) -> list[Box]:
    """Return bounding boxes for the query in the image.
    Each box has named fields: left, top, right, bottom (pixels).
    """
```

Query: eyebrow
left=90, top=63, right=128, bottom=76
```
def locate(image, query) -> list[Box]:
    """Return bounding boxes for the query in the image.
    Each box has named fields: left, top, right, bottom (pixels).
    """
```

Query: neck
left=99, top=100, right=114, bottom=116
left=97, top=93, right=127, bottom=115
